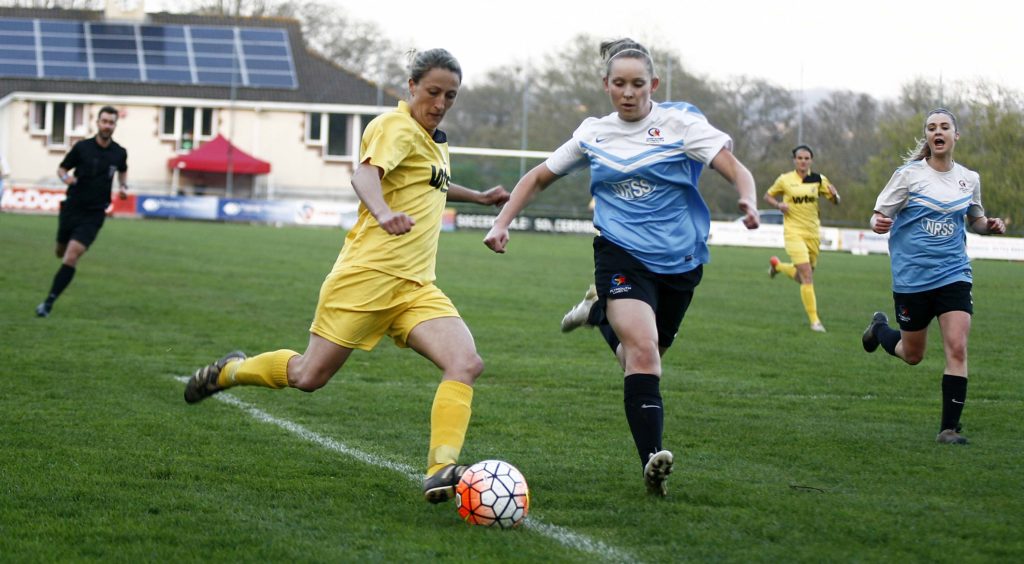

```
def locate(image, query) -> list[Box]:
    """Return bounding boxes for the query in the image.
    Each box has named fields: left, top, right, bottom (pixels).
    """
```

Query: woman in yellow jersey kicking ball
left=765, top=144, right=840, bottom=332
left=183, top=48, right=509, bottom=504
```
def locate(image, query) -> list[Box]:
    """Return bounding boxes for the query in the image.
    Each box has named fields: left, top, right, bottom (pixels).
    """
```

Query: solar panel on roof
left=0, top=19, right=32, bottom=31
left=0, top=62, right=36, bottom=76
left=0, top=17, right=297, bottom=89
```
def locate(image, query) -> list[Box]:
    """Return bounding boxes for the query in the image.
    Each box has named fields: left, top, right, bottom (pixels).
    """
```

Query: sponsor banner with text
left=218, top=198, right=358, bottom=227
left=455, top=213, right=598, bottom=235
left=137, top=195, right=219, bottom=220
left=453, top=211, right=1023, bottom=261
left=1, top=185, right=137, bottom=217
left=1, top=185, right=66, bottom=214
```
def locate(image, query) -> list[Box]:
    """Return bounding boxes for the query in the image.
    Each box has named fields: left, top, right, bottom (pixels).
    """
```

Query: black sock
left=624, top=373, right=664, bottom=468
left=46, top=264, right=76, bottom=304
left=941, top=374, right=968, bottom=432
left=598, top=323, right=621, bottom=354
left=878, top=325, right=901, bottom=356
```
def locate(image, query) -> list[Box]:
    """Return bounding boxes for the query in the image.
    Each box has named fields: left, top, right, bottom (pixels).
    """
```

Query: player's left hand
left=829, top=184, right=841, bottom=205
left=987, top=217, right=1006, bottom=235
left=480, top=186, right=510, bottom=208
left=738, top=198, right=759, bottom=229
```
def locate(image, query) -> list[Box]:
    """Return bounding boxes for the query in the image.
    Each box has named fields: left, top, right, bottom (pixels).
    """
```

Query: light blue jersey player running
left=862, top=108, right=1006, bottom=445
left=484, top=38, right=759, bottom=496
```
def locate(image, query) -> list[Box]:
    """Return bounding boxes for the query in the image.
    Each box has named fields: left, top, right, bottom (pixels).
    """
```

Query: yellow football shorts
left=309, top=266, right=460, bottom=351
left=783, top=232, right=820, bottom=268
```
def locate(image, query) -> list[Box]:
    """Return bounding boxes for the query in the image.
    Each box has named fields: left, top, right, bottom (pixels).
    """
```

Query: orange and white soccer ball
left=455, top=460, right=530, bottom=528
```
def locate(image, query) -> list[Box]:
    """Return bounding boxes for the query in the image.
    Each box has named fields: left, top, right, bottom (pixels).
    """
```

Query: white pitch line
left=175, top=377, right=637, bottom=563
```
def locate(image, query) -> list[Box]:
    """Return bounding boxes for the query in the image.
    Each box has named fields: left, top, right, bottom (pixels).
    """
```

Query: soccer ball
left=455, top=460, right=530, bottom=528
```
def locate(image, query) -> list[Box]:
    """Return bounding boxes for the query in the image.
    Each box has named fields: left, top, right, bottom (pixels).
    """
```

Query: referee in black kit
left=36, top=105, right=128, bottom=318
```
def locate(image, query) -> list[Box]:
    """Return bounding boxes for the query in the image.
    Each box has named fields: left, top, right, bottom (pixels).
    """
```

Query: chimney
left=105, top=0, right=147, bottom=22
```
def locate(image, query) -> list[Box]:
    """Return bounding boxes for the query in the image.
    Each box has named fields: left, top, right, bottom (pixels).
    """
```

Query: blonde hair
left=905, top=108, right=958, bottom=163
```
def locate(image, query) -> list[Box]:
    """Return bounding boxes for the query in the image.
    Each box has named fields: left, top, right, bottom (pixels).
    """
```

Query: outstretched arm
left=827, top=183, right=841, bottom=205
left=351, top=160, right=415, bottom=235
left=447, top=183, right=510, bottom=208
left=711, top=148, right=759, bottom=229
left=483, top=163, right=563, bottom=253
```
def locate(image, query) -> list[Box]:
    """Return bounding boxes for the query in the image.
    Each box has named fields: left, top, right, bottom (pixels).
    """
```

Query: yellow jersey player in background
left=765, top=144, right=840, bottom=332
left=183, top=48, right=509, bottom=504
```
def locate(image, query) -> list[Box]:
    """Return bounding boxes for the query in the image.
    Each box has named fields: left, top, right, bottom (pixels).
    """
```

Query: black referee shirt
left=59, top=137, right=128, bottom=211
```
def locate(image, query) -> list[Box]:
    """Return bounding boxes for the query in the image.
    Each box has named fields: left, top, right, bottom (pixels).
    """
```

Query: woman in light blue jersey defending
left=861, top=108, right=1005, bottom=445
left=484, top=38, right=759, bottom=496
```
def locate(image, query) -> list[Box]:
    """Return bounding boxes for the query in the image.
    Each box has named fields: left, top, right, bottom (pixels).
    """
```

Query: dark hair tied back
left=408, top=48, right=462, bottom=83
left=792, top=144, right=814, bottom=158
left=598, top=38, right=654, bottom=78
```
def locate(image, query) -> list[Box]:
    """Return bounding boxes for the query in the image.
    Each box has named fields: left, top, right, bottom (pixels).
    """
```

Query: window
left=71, top=104, right=85, bottom=131
left=32, top=101, right=47, bottom=131
left=30, top=101, right=88, bottom=147
left=200, top=108, right=214, bottom=137
left=162, top=107, right=175, bottom=135
left=326, top=114, right=349, bottom=157
left=359, top=114, right=376, bottom=137
left=181, top=107, right=195, bottom=150
left=50, top=102, right=66, bottom=146
left=306, top=111, right=356, bottom=158
left=161, top=106, right=217, bottom=151
left=306, top=112, right=322, bottom=144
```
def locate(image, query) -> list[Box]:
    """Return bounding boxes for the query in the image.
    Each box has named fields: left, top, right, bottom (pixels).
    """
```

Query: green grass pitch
left=2, top=213, right=1022, bottom=562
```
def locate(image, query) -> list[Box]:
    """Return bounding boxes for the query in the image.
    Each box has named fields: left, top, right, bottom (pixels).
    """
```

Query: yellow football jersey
left=766, top=170, right=833, bottom=236
left=334, top=101, right=452, bottom=284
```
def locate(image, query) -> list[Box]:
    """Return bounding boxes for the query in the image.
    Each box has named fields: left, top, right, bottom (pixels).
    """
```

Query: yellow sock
left=217, top=349, right=297, bottom=389
left=427, top=380, right=474, bottom=475
left=800, top=283, right=820, bottom=325
left=778, top=262, right=798, bottom=281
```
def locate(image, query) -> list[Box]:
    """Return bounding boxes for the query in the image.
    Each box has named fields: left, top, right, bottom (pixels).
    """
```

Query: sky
left=332, top=0, right=1023, bottom=101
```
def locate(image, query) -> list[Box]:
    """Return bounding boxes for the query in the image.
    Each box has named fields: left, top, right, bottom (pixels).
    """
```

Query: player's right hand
left=483, top=227, right=508, bottom=253
left=377, top=211, right=414, bottom=235
left=871, top=214, right=893, bottom=234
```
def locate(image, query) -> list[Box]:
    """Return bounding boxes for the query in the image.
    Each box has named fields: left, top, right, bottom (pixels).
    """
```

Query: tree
left=801, top=91, right=882, bottom=226
left=0, top=0, right=99, bottom=7
left=956, top=86, right=1024, bottom=234
left=697, top=76, right=798, bottom=217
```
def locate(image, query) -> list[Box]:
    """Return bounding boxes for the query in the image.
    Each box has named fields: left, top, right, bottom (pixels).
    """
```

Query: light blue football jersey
left=874, top=160, right=985, bottom=293
left=545, top=101, right=731, bottom=274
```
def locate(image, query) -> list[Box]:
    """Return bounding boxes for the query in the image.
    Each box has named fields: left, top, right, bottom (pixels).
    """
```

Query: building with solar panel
left=0, top=2, right=398, bottom=203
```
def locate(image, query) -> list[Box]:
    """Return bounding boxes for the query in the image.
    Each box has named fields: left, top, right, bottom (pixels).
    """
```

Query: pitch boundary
left=175, top=376, right=637, bottom=563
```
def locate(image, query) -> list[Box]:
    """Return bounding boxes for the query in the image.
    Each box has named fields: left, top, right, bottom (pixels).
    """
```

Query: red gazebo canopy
left=167, top=134, right=271, bottom=175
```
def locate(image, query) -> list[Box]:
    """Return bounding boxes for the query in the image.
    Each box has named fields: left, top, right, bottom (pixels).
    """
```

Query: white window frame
left=30, top=101, right=88, bottom=149
left=322, top=113, right=349, bottom=161
left=305, top=112, right=325, bottom=146
left=30, top=101, right=49, bottom=134
left=160, top=106, right=218, bottom=152
left=313, top=112, right=361, bottom=162
left=69, top=104, right=87, bottom=136
left=304, top=111, right=369, bottom=163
